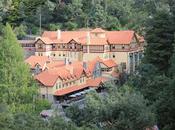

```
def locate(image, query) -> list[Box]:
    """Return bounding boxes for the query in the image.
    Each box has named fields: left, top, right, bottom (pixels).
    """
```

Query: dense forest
left=0, top=0, right=172, bottom=36
left=0, top=0, right=175, bottom=130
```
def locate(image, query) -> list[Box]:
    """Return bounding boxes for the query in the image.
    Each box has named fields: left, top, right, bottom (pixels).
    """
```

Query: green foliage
left=66, top=85, right=155, bottom=130
left=0, top=0, right=170, bottom=36
left=0, top=24, right=49, bottom=114
left=144, top=9, right=174, bottom=73
left=14, top=24, right=27, bottom=39
left=0, top=110, right=90, bottom=130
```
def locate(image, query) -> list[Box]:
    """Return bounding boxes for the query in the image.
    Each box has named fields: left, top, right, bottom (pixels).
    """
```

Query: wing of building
left=26, top=55, right=118, bottom=102
left=32, top=28, right=145, bottom=73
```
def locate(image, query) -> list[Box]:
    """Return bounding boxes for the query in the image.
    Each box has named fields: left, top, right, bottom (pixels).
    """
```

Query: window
left=38, top=44, right=43, bottom=49
left=59, top=54, right=61, bottom=56
left=53, top=53, right=56, bottom=57
left=59, top=83, right=61, bottom=88
left=42, top=95, right=45, bottom=99
left=121, top=62, right=126, bottom=70
left=113, top=54, right=115, bottom=58
left=52, top=44, right=56, bottom=49
left=112, top=45, right=115, bottom=49
left=122, top=45, right=125, bottom=49
left=63, top=54, right=65, bottom=57
left=56, top=83, right=58, bottom=89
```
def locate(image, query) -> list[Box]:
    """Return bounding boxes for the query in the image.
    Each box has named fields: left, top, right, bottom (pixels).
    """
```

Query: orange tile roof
left=87, top=77, right=108, bottom=87
left=40, top=28, right=144, bottom=45
left=79, top=37, right=108, bottom=45
left=54, top=83, right=89, bottom=96
left=46, top=60, right=65, bottom=69
left=102, top=59, right=117, bottom=68
left=86, top=56, right=103, bottom=73
left=54, top=77, right=108, bottom=96
left=91, top=28, right=106, bottom=33
left=25, top=56, right=51, bottom=69
left=35, top=61, right=85, bottom=87
left=35, top=71, right=59, bottom=87
left=86, top=57, right=117, bottom=74
left=106, top=31, right=135, bottom=44
left=38, top=37, right=54, bottom=44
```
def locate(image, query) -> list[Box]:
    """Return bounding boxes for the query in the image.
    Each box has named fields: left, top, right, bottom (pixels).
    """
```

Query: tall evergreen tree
left=0, top=23, right=37, bottom=113
left=144, top=10, right=174, bottom=73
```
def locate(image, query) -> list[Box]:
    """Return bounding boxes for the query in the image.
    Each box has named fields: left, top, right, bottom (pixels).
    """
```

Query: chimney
left=69, top=66, right=74, bottom=75
left=86, top=31, right=90, bottom=45
left=86, top=32, right=90, bottom=53
left=57, top=29, right=61, bottom=39
left=65, top=65, right=74, bottom=75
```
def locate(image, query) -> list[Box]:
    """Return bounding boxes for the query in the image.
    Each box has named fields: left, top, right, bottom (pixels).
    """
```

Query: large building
left=34, top=28, right=145, bottom=73
left=26, top=56, right=118, bottom=102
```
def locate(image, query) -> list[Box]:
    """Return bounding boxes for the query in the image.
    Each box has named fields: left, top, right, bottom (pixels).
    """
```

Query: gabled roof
left=106, top=31, right=135, bottom=44
left=46, top=60, right=65, bottom=69
left=87, top=77, right=108, bottom=87
left=102, top=59, right=117, bottom=68
left=39, top=28, right=144, bottom=45
left=35, top=71, right=59, bottom=87
left=25, top=56, right=65, bottom=70
left=25, top=56, right=51, bottom=69
left=54, top=77, right=108, bottom=96
left=35, top=61, right=85, bottom=87
left=91, top=28, right=106, bottom=33
left=54, top=83, right=88, bottom=96
left=85, top=57, right=117, bottom=74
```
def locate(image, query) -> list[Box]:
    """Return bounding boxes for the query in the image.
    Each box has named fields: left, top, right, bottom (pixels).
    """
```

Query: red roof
left=40, top=28, right=143, bottom=45
left=102, top=59, right=117, bottom=68
left=87, top=77, right=108, bottom=87
left=35, top=62, right=85, bottom=87
left=54, top=83, right=89, bottom=96
left=106, top=31, right=135, bottom=44
left=35, top=71, right=59, bottom=87
left=86, top=57, right=117, bottom=74
left=25, top=56, right=51, bottom=69
left=25, top=56, right=65, bottom=70
left=54, top=77, right=108, bottom=96
left=91, top=28, right=106, bottom=33
left=46, top=60, right=65, bottom=69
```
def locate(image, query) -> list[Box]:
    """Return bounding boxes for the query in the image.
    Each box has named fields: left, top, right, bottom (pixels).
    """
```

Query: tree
left=144, top=9, right=174, bottom=73
left=0, top=24, right=38, bottom=113
left=66, top=85, right=155, bottom=130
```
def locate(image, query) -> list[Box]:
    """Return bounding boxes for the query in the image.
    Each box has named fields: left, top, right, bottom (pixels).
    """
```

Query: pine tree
left=144, top=10, right=174, bottom=73
left=0, top=23, right=37, bottom=112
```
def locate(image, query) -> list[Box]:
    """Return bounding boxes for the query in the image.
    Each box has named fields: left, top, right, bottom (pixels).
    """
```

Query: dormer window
left=38, top=44, right=43, bottom=49
left=52, top=44, right=56, bottom=49
left=122, top=45, right=125, bottom=49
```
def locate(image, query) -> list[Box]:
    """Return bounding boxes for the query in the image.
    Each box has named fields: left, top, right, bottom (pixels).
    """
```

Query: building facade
left=33, top=28, right=145, bottom=73
left=33, top=57, right=118, bottom=102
